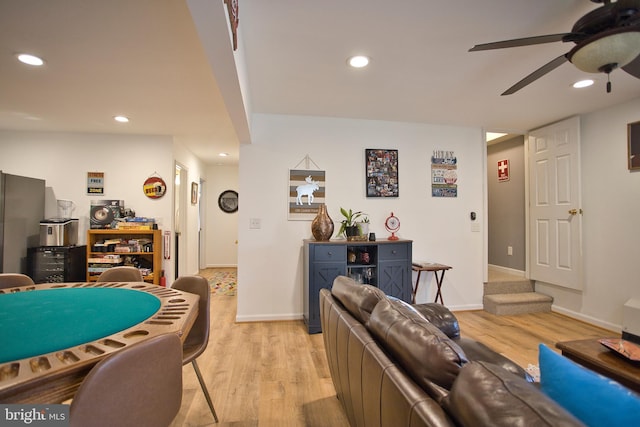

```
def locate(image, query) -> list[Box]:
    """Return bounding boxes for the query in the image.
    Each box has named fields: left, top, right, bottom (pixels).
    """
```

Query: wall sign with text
left=431, top=150, right=457, bottom=197
left=143, top=176, right=167, bottom=199
left=87, top=172, right=104, bottom=195
left=498, top=159, right=510, bottom=182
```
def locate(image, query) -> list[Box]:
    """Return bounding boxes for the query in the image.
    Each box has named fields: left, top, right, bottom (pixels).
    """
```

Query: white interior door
left=528, top=116, right=583, bottom=290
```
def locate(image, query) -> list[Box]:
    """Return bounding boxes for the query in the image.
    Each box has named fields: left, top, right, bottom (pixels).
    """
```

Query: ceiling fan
left=469, top=0, right=640, bottom=95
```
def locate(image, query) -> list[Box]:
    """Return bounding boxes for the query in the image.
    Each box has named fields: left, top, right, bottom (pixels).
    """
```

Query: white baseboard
left=551, top=305, right=620, bottom=333
left=488, top=264, right=525, bottom=278
left=205, top=264, right=238, bottom=268
left=449, top=303, right=484, bottom=312
left=236, top=313, right=303, bottom=323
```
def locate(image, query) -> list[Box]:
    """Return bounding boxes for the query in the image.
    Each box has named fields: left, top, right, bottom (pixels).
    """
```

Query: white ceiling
left=2, top=0, right=639, bottom=165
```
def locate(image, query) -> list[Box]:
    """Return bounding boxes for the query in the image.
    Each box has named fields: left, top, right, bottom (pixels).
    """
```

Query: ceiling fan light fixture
left=569, top=28, right=640, bottom=73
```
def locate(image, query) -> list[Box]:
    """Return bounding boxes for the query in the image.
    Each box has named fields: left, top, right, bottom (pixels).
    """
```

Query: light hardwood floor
left=456, top=310, right=615, bottom=368
left=171, top=272, right=615, bottom=426
left=170, top=293, right=349, bottom=426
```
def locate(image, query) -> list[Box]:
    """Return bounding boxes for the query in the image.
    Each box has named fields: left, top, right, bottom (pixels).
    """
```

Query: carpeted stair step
left=484, top=280, right=533, bottom=295
left=483, top=292, right=553, bottom=316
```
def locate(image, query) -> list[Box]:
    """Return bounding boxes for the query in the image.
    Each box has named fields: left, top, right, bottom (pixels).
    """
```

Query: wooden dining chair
left=96, top=266, right=143, bottom=282
left=172, top=275, right=219, bottom=423
left=0, top=273, right=35, bottom=289
left=70, top=333, right=183, bottom=427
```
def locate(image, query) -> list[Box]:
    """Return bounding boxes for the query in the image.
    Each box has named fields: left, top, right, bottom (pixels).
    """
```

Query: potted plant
left=337, top=207, right=366, bottom=240
left=358, top=216, right=370, bottom=238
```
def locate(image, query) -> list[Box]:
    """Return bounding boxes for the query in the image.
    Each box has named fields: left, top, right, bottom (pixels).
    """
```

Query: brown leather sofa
left=319, top=276, right=585, bottom=427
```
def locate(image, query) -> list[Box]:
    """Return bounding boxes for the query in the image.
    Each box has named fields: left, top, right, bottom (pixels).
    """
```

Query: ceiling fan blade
left=501, top=54, right=568, bottom=96
left=469, top=33, right=573, bottom=52
left=622, top=53, right=640, bottom=79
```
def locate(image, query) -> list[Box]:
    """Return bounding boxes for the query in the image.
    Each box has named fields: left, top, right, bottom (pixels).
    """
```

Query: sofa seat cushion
left=368, top=297, right=468, bottom=394
left=454, top=337, right=534, bottom=382
left=331, top=276, right=386, bottom=324
left=444, top=361, right=585, bottom=427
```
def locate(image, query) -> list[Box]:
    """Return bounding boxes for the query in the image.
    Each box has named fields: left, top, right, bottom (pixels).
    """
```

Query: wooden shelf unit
left=86, top=229, right=162, bottom=284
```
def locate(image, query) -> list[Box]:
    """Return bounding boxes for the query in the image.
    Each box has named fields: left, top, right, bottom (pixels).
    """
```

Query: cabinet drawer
left=312, top=245, right=346, bottom=262
left=378, top=243, right=408, bottom=260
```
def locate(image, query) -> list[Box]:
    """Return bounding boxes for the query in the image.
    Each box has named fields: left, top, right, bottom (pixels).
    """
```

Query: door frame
left=198, top=178, right=206, bottom=270
left=174, top=162, right=188, bottom=280
left=484, top=130, right=528, bottom=283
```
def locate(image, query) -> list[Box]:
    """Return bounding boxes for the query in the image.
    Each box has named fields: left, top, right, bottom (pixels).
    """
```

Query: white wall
left=0, top=130, right=205, bottom=284
left=205, top=164, right=238, bottom=267
left=536, top=97, right=640, bottom=331
left=237, top=114, right=485, bottom=322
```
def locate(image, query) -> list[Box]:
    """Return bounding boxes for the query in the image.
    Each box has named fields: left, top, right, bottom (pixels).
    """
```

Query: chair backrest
left=70, top=333, right=183, bottom=427
left=171, top=275, right=210, bottom=362
left=96, top=266, right=144, bottom=282
left=0, top=273, right=35, bottom=289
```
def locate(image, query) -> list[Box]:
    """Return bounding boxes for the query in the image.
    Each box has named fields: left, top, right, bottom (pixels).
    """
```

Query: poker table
left=0, top=282, right=198, bottom=404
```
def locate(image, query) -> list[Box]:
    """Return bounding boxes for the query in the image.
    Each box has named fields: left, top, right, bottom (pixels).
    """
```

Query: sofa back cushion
left=412, top=303, right=461, bottom=339
left=367, top=297, right=468, bottom=393
left=444, top=361, right=585, bottom=427
left=331, top=276, right=386, bottom=324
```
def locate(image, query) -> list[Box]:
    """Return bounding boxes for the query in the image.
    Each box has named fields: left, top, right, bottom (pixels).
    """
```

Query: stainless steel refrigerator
left=0, top=171, right=45, bottom=274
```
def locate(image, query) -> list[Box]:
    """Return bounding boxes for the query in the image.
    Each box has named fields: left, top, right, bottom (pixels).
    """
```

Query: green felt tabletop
left=0, top=288, right=160, bottom=363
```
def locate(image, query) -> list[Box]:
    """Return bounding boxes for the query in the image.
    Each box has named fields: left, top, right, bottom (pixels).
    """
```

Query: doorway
left=485, top=116, right=583, bottom=290
left=486, top=133, right=526, bottom=277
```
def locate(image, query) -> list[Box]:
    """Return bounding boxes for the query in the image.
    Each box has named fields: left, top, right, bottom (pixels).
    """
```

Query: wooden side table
left=411, top=262, right=451, bottom=304
left=556, top=338, right=640, bottom=394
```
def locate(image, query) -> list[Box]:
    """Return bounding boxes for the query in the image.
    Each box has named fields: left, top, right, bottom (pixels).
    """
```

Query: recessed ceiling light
left=348, top=55, right=370, bottom=68
left=218, top=152, right=229, bottom=157
left=17, top=53, right=44, bottom=66
left=573, top=79, right=594, bottom=89
left=113, top=115, right=129, bottom=123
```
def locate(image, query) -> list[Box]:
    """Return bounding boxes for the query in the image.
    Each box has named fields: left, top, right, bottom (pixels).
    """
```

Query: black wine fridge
left=27, top=245, right=86, bottom=283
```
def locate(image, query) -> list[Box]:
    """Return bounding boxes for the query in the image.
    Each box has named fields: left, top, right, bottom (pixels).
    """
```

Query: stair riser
left=484, top=281, right=533, bottom=295
left=483, top=301, right=552, bottom=316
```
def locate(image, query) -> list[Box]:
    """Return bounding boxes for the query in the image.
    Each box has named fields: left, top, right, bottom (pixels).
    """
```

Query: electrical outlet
left=507, top=246, right=513, bottom=256
left=249, top=218, right=261, bottom=229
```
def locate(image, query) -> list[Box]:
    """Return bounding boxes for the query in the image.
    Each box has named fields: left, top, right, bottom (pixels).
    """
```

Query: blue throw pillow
left=539, top=343, right=640, bottom=427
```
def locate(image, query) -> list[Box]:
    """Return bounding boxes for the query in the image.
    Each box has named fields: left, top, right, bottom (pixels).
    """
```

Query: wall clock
left=218, top=190, right=238, bottom=213
left=385, top=212, right=400, bottom=240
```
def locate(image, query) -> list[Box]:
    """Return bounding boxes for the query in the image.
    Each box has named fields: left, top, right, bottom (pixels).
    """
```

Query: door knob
left=568, top=209, right=582, bottom=215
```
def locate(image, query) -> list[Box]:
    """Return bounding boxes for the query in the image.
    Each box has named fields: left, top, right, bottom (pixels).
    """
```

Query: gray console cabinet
left=303, top=239, right=412, bottom=333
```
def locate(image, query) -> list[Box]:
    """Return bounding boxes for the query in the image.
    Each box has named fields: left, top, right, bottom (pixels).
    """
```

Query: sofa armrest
left=412, top=303, right=460, bottom=339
